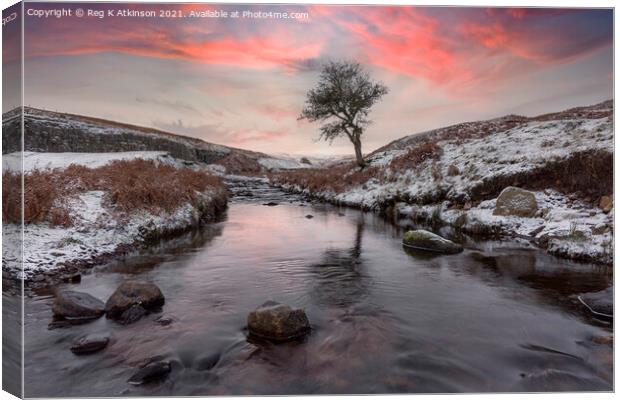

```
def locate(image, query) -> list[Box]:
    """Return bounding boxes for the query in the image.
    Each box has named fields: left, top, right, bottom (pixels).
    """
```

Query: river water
left=22, top=179, right=612, bottom=396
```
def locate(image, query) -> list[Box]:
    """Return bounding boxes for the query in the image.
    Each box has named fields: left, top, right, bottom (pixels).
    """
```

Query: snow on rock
left=272, top=102, right=613, bottom=264
left=393, top=189, right=613, bottom=264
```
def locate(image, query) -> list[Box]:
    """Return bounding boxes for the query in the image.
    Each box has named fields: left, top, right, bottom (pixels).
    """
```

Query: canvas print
left=1, top=2, right=614, bottom=397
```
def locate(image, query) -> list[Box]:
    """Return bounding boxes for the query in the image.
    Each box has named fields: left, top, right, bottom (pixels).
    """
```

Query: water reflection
left=21, top=198, right=612, bottom=396
left=307, top=219, right=371, bottom=308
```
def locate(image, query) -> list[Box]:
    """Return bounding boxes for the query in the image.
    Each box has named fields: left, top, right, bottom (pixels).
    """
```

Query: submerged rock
left=247, top=301, right=311, bottom=341
left=128, top=360, right=171, bottom=385
left=105, top=281, right=165, bottom=322
left=305, top=214, right=314, bottom=219
left=402, top=230, right=463, bottom=254
left=514, top=369, right=610, bottom=391
left=578, top=286, right=613, bottom=318
left=263, top=202, right=279, bottom=206
left=493, top=187, right=538, bottom=217
left=154, top=315, right=175, bottom=326
left=70, top=333, right=110, bottom=354
left=52, top=291, right=105, bottom=320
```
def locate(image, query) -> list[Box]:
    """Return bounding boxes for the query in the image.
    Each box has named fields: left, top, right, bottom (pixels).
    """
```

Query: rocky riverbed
left=10, top=178, right=612, bottom=396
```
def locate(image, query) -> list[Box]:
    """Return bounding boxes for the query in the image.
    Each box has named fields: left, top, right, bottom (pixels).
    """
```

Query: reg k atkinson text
left=26, top=7, right=309, bottom=19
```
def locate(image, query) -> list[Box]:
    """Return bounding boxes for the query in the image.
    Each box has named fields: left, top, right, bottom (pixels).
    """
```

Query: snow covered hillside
left=271, top=100, right=614, bottom=264
left=2, top=152, right=228, bottom=286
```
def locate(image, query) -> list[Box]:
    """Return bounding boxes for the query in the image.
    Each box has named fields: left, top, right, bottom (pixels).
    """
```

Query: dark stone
left=263, top=202, right=279, bottom=206
left=305, top=215, right=314, bottom=219
left=71, top=333, right=110, bottom=354
left=579, top=286, right=613, bottom=317
left=247, top=301, right=311, bottom=341
left=402, top=230, right=463, bottom=254
left=105, top=281, right=165, bottom=320
left=52, top=291, right=105, bottom=320
left=64, top=273, right=81, bottom=284
left=118, top=305, right=148, bottom=325
left=127, top=360, right=171, bottom=385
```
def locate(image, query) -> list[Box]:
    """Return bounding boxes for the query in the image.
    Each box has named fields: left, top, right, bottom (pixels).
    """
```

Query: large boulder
left=128, top=360, right=171, bottom=385
left=117, top=305, right=148, bottom=325
left=247, top=301, right=311, bottom=341
left=402, top=230, right=463, bottom=254
left=493, top=187, right=538, bottom=217
left=71, top=333, right=110, bottom=355
left=52, top=291, right=105, bottom=320
left=578, top=286, right=613, bottom=318
left=105, top=282, right=164, bottom=321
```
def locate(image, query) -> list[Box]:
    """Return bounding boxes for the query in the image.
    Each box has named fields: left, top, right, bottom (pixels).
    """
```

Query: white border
left=0, top=1, right=616, bottom=400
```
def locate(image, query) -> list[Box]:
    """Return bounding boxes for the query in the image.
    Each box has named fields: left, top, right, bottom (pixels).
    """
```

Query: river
left=21, top=178, right=612, bottom=396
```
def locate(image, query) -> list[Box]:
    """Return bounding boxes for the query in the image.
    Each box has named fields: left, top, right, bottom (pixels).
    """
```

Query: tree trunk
left=353, top=138, right=365, bottom=168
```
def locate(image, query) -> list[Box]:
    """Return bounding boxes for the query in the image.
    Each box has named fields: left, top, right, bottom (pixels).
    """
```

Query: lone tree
left=299, top=61, right=389, bottom=167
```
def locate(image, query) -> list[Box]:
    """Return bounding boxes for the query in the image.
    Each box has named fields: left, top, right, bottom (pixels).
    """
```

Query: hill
left=271, top=100, right=614, bottom=264
left=1, top=107, right=309, bottom=174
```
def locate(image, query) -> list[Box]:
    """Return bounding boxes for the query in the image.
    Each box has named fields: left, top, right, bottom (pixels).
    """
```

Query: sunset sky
left=12, top=3, right=614, bottom=155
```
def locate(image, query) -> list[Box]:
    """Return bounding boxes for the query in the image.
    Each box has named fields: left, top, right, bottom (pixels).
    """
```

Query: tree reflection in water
left=307, top=218, right=371, bottom=308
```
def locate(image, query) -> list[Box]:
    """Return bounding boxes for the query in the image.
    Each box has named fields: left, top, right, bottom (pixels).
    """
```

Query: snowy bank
left=2, top=152, right=228, bottom=286
left=3, top=151, right=175, bottom=172
left=271, top=101, right=613, bottom=264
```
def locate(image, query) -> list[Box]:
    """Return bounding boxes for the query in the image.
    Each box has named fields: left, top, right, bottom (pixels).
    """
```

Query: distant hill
left=1, top=107, right=308, bottom=174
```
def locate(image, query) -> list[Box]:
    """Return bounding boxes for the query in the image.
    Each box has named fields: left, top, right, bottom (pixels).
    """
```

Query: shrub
left=389, top=141, right=443, bottom=171
left=3, top=169, right=73, bottom=226
left=2, top=159, right=223, bottom=226
left=271, top=163, right=379, bottom=194
left=447, top=164, right=460, bottom=176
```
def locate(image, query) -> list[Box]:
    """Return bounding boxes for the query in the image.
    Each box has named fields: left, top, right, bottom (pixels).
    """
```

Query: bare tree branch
left=299, top=60, right=389, bottom=167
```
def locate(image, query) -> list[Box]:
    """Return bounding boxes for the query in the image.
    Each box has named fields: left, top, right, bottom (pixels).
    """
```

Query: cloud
left=24, top=4, right=325, bottom=72
left=459, top=9, right=612, bottom=65
left=135, top=97, right=202, bottom=115
left=153, top=118, right=290, bottom=147
left=23, top=5, right=611, bottom=91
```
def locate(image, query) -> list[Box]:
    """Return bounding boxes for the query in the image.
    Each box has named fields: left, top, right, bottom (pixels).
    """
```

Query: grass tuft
left=2, top=159, right=224, bottom=227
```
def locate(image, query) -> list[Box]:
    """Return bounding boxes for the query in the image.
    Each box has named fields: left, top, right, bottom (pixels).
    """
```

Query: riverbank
left=22, top=197, right=612, bottom=396
left=270, top=101, right=613, bottom=265
left=2, top=152, right=228, bottom=290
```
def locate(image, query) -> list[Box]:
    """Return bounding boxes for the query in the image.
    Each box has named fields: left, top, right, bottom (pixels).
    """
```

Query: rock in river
left=117, top=305, right=148, bottom=325
left=247, top=301, right=311, bottom=341
left=128, top=360, right=171, bottom=385
left=52, top=291, right=105, bottom=320
left=71, top=333, right=110, bottom=355
left=493, top=186, right=538, bottom=217
left=154, top=314, right=175, bottom=326
left=105, top=281, right=164, bottom=322
left=402, top=230, right=463, bottom=254
left=578, top=286, right=613, bottom=318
